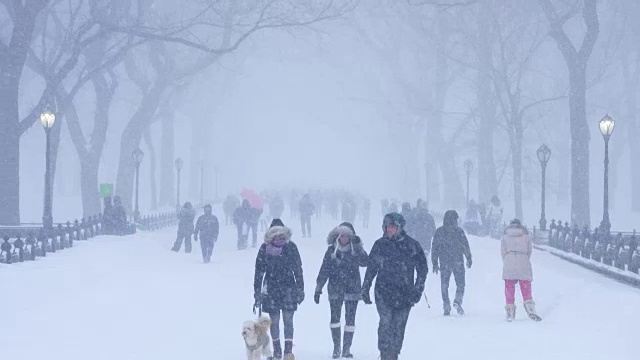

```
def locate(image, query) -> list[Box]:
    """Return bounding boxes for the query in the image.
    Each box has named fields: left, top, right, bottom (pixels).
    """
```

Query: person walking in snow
left=193, top=204, right=219, bottom=263
left=234, top=200, right=253, bottom=250
left=314, top=222, right=368, bottom=358
left=172, top=202, right=196, bottom=253
left=361, top=213, right=428, bottom=360
left=502, top=219, right=541, bottom=321
left=254, top=219, right=304, bottom=360
left=298, top=194, right=315, bottom=238
left=431, top=210, right=472, bottom=316
left=412, top=199, right=436, bottom=256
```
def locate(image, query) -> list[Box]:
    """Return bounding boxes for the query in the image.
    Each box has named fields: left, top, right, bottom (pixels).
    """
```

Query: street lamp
left=464, top=159, right=473, bottom=205
left=599, top=114, right=615, bottom=234
left=200, top=160, right=204, bottom=204
left=536, top=144, right=552, bottom=230
left=132, top=148, right=144, bottom=222
left=40, top=111, right=56, bottom=233
left=175, top=157, right=183, bottom=208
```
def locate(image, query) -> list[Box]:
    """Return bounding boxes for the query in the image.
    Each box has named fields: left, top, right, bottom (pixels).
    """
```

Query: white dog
left=242, top=315, right=273, bottom=360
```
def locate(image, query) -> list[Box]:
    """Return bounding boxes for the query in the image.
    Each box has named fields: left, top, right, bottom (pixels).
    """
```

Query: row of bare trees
left=0, top=0, right=354, bottom=224
left=356, top=0, right=638, bottom=226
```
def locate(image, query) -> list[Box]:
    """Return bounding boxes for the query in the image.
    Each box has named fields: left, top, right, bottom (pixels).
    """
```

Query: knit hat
left=339, top=222, right=356, bottom=234
left=382, top=212, right=405, bottom=231
left=270, top=218, right=285, bottom=228
left=328, top=225, right=356, bottom=259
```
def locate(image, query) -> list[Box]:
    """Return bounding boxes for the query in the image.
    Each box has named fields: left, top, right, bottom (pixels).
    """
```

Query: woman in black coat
left=254, top=219, right=304, bottom=360
left=314, top=222, right=368, bottom=358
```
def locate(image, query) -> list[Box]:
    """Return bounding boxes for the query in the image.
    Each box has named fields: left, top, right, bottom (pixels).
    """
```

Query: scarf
left=266, top=238, right=287, bottom=256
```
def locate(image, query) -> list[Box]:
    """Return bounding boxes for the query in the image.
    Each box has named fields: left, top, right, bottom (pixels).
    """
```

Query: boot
left=270, top=339, right=282, bottom=360
left=505, top=304, right=516, bottom=322
left=524, top=300, right=542, bottom=321
left=283, top=339, right=295, bottom=360
left=331, top=325, right=341, bottom=359
left=443, top=304, right=451, bottom=316
left=342, top=328, right=354, bottom=358
left=453, top=302, right=465, bottom=316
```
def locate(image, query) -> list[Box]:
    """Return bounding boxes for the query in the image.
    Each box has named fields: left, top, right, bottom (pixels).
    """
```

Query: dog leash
left=423, top=293, right=431, bottom=308
left=253, top=303, right=262, bottom=317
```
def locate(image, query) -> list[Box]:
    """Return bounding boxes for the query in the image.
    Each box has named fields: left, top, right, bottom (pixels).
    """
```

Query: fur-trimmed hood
left=505, top=225, right=529, bottom=237
left=326, top=225, right=354, bottom=245
left=264, top=226, right=292, bottom=244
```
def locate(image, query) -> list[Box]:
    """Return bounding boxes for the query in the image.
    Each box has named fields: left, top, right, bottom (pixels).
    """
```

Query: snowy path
left=2, top=217, right=640, bottom=360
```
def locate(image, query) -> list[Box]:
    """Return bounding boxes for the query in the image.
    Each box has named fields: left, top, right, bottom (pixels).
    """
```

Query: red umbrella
left=241, top=188, right=264, bottom=209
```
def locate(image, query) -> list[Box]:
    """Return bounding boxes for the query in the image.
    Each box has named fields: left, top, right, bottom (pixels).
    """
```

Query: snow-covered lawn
left=2, top=216, right=639, bottom=360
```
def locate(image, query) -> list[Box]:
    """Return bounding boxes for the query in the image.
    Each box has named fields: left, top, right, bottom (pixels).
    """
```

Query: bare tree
left=539, top=0, right=599, bottom=228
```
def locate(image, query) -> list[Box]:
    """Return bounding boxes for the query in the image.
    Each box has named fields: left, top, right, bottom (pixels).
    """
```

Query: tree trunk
left=568, top=67, right=591, bottom=228
left=438, top=151, right=465, bottom=209
left=144, top=130, right=158, bottom=210
left=511, top=115, right=524, bottom=220
left=80, top=156, right=101, bottom=218
left=0, top=1, right=49, bottom=224
left=158, top=107, right=175, bottom=206
left=476, top=5, right=498, bottom=205
left=115, top=81, right=167, bottom=213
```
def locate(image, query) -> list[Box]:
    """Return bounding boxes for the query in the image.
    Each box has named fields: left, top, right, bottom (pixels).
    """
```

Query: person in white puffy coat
left=501, top=219, right=541, bottom=321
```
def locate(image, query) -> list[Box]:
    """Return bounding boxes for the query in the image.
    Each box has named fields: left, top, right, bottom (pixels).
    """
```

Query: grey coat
left=316, top=226, right=368, bottom=301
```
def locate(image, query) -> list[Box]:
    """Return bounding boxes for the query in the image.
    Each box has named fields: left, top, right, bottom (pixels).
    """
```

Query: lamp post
left=40, top=111, right=56, bottom=233
left=175, top=157, right=183, bottom=208
left=132, top=148, right=144, bottom=222
left=599, top=114, right=615, bottom=234
left=464, top=159, right=473, bottom=205
left=536, top=144, right=552, bottom=230
left=200, top=160, right=204, bottom=204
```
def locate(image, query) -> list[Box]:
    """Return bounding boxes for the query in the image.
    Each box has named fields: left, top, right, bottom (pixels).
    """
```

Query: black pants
left=376, top=301, right=411, bottom=356
left=269, top=310, right=295, bottom=341
left=200, top=238, right=214, bottom=263
left=300, top=216, right=311, bottom=237
left=440, top=261, right=466, bottom=309
left=172, top=235, right=192, bottom=253
left=249, top=222, right=258, bottom=247
left=329, top=300, right=358, bottom=327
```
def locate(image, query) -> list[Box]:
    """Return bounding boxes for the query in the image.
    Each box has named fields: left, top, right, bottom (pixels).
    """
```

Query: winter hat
left=339, top=222, right=356, bottom=234
left=203, top=204, right=212, bottom=210
left=329, top=225, right=356, bottom=259
left=270, top=218, right=285, bottom=228
left=382, top=212, right=405, bottom=231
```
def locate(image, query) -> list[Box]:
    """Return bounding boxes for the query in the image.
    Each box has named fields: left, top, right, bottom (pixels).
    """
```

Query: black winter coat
left=177, top=207, right=196, bottom=237
left=194, top=214, right=219, bottom=241
left=316, top=228, right=368, bottom=301
left=363, top=232, right=428, bottom=309
left=254, top=226, right=304, bottom=313
left=431, top=224, right=472, bottom=268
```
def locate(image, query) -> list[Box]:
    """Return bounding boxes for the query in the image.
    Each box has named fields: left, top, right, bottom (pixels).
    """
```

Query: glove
left=361, top=288, right=372, bottom=305
left=411, top=284, right=424, bottom=304
left=466, top=258, right=472, bottom=269
left=433, top=265, right=439, bottom=274
left=314, top=291, right=321, bottom=304
left=296, top=288, right=305, bottom=304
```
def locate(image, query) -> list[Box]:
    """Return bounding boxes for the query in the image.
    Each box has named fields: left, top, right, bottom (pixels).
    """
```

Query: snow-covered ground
left=2, top=215, right=640, bottom=360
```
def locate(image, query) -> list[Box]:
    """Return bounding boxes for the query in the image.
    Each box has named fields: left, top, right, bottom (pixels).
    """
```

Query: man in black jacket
left=362, top=213, right=428, bottom=360
left=194, top=204, right=219, bottom=263
left=431, top=210, right=472, bottom=316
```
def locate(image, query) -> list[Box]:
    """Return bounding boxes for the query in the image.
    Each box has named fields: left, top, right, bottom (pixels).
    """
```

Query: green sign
left=99, top=183, right=113, bottom=198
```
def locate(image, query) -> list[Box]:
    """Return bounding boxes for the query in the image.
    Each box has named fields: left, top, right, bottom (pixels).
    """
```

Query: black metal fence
left=546, top=220, right=640, bottom=274
left=1, top=211, right=178, bottom=265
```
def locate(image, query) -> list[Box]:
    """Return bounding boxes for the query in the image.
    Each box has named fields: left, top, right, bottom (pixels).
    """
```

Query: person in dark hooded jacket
left=254, top=219, right=304, bottom=360
left=194, top=204, right=219, bottom=263
left=234, top=200, right=252, bottom=250
left=412, top=199, right=436, bottom=255
left=431, top=210, right=472, bottom=316
left=315, top=222, right=368, bottom=358
left=172, top=202, right=196, bottom=253
left=362, top=213, right=428, bottom=360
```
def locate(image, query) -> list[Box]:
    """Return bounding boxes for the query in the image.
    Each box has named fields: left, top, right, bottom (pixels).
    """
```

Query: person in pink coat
left=501, top=219, right=541, bottom=321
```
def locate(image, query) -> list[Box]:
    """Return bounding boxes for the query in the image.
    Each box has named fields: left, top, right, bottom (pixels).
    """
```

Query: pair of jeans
left=440, top=261, right=465, bottom=309
left=269, top=310, right=295, bottom=341
left=375, top=301, right=411, bottom=356
left=504, top=280, right=532, bottom=304
left=172, top=235, right=192, bottom=253
left=329, top=300, right=358, bottom=328
left=200, top=238, right=214, bottom=263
